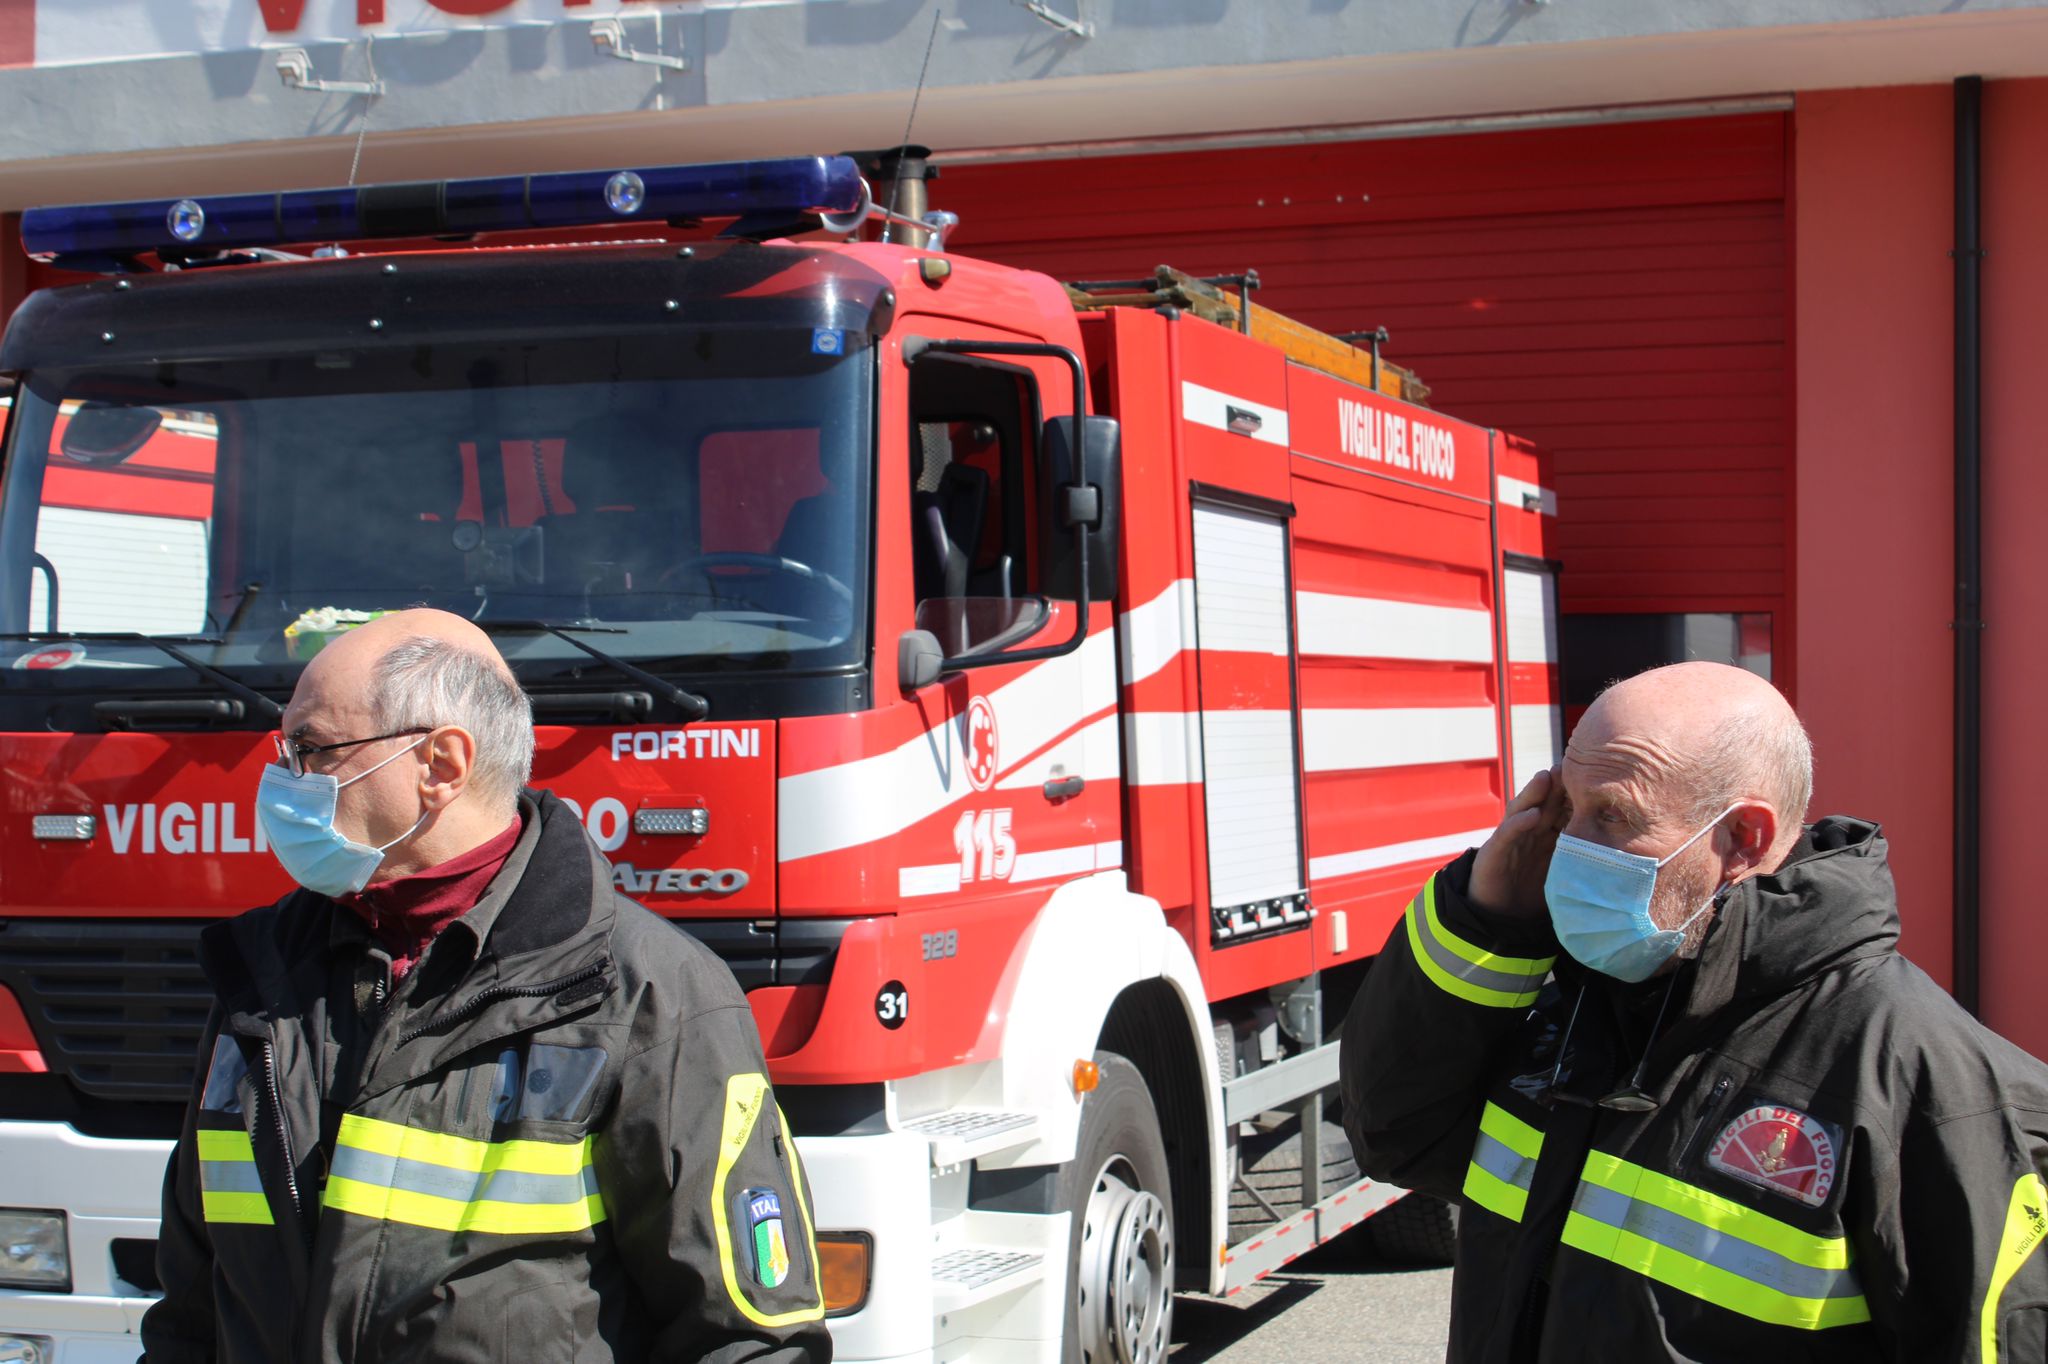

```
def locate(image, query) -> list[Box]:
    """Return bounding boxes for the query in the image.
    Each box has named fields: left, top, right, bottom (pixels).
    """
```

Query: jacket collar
left=1675, top=814, right=1900, bottom=1033
left=201, top=789, right=621, bottom=1064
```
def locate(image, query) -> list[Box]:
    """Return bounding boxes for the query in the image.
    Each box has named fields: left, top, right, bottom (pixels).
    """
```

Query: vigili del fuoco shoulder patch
left=1706, top=1103, right=1838, bottom=1207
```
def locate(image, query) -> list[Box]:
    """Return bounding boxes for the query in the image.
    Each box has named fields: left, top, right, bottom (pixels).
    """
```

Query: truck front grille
left=0, top=920, right=212, bottom=1106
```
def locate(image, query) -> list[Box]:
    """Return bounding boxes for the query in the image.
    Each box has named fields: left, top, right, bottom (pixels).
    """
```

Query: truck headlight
left=0, top=1211, right=69, bottom=1290
left=0, top=1336, right=51, bottom=1364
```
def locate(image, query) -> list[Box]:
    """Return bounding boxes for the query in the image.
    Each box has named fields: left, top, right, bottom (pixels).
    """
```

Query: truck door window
left=906, top=355, right=1046, bottom=658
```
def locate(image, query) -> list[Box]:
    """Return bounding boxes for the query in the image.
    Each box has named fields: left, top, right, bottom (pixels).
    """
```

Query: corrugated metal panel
left=940, top=112, right=1790, bottom=633
left=1505, top=566, right=1560, bottom=668
left=1505, top=564, right=1565, bottom=791
left=32, top=506, right=209, bottom=635
left=1192, top=504, right=1304, bottom=909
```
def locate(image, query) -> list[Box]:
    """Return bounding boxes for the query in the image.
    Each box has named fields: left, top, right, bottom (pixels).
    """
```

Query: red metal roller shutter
left=938, top=111, right=1793, bottom=696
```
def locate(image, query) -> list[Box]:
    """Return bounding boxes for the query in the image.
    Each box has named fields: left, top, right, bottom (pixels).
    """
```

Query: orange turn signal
left=816, top=1232, right=873, bottom=1317
left=1072, top=1059, right=1101, bottom=1095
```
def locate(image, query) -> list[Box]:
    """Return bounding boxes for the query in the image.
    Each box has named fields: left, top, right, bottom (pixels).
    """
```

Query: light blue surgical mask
left=1543, top=807, right=1736, bottom=983
left=256, top=736, right=430, bottom=897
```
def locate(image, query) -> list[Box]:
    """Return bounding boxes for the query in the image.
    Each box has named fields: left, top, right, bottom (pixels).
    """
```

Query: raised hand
left=1469, top=767, right=1569, bottom=918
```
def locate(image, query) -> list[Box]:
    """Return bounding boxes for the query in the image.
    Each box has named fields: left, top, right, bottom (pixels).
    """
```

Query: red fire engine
left=0, top=150, right=1558, bottom=1361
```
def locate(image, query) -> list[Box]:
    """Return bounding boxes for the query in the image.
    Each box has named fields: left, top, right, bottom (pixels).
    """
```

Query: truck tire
left=1365, top=1191, right=1460, bottom=1265
left=1058, top=1052, right=1174, bottom=1364
left=1227, top=1119, right=1361, bottom=1243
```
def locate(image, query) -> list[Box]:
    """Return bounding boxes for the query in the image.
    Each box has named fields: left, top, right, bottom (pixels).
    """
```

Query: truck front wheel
left=1058, top=1051, right=1174, bottom=1364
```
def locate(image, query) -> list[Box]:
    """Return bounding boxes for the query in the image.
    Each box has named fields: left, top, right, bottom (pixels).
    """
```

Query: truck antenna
left=887, top=6, right=944, bottom=232
left=347, top=34, right=381, bottom=189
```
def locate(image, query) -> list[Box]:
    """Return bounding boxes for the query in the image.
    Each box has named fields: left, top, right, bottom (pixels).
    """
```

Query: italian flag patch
left=746, top=1188, right=791, bottom=1289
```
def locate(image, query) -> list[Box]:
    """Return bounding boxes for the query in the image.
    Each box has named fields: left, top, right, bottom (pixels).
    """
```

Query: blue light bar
left=22, top=156, right=864, bottom=265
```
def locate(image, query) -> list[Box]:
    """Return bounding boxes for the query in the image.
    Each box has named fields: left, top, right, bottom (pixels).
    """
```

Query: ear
left=1721, top=802, right=1778, bottom=880
left=419, top=725, right=477, bottom=811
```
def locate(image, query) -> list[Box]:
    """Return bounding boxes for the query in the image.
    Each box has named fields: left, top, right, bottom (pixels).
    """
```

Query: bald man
left=140, top=610, right=829, bottom=1364
left=1340, top=662, right=2048, bottom=1363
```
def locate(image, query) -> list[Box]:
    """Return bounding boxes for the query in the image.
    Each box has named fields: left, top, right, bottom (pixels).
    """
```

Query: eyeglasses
left=272, top=727, right=431, bottom=779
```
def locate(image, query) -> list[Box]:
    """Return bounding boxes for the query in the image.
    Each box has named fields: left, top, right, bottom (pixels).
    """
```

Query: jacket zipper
left=259, top=1038, right=310, bottom=1245
left=396, top=962, right=608, bottom=1048
left=1675, top=1075, right=1733, bottom=1171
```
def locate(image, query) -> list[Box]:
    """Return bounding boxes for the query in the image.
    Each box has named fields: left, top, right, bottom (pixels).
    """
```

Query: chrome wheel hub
left=1076, top=1158, right=1173, bottom=1364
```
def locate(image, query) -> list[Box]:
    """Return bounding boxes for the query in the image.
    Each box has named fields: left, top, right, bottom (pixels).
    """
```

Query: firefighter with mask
left=1340, top=661, right=2048, bottom=1362
left=141, top=608, right=830, bottom=1363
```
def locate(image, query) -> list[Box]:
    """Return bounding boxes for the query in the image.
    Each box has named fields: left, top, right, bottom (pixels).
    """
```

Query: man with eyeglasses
left=140, top=608, right=830, bottom=1364
left=1340, top=661, right=2048, bottom=1362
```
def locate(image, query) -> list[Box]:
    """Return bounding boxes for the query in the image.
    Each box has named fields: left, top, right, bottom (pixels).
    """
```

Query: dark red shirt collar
left=338, top=817, right=522, bottom=978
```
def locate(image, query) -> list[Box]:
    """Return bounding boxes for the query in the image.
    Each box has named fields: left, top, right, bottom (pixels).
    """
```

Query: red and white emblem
left=964, top=695, right=1000, bottom=792
left=1707, top=1104, right=1837, bottom=1207
left=14, top=644, right=83, bottom=671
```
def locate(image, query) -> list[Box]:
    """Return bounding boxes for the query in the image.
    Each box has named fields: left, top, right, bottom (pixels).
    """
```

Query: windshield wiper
left=476, top=620, right=709, bottom=721
left=0, top=632, right=284, bottom=721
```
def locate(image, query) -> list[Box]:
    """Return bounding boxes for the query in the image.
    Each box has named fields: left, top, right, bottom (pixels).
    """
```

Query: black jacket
left=141, top=790, right=832, bottom=1364
left=1342, top=817, right=2048, bottom=1362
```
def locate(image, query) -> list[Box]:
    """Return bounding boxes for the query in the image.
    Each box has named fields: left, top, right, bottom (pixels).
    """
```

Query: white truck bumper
left=0, top=1123, right=1062, bottom=1362
left=0, top=1123, right=172, bottom=1363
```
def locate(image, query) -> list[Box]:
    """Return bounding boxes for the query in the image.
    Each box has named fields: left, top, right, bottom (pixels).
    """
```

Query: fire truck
left=0, top=150, right=1558, bottom=1362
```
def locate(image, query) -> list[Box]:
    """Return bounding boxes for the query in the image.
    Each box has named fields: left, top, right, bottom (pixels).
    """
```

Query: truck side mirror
left=898, top=628, right=944, bottom=692
left=1039, top=414, right=1120, bottom=602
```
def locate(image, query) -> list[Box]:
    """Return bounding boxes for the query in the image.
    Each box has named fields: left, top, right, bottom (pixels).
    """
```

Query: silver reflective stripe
left=197, top=1159, right=266, bottom=1195
left=1571, top=1182, right=1865, bottom=1302
left=1471, top=1131, right=1537, bottom=1195
left=329, top=1146, right=601, bottom=1206
left=1410, top=909, right=1549, bottom=1000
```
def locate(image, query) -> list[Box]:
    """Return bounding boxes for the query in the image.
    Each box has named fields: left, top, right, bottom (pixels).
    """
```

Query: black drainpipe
left=1952, top=75, right=1983, bottom=1018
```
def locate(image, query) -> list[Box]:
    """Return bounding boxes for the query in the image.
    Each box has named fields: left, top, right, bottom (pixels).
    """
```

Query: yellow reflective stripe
left=323, top=1113, right=605, bottom=1235
left=1464, top=1162, right=1530, bottom=1223
left=1464, top=1102, right=1544, bottom=1223
left=196, top=1128, right=256, bottom=1162
left=196, top=1127, right=274, bottom=1225
left=1981, top=1172, right=2048, bottom=1364
left=1580, top=1150, right=1851, bottom=1269
left=1423, top=880, right=1553, bottom=976
left=335, top=1112, right=589, bottom=1176
left=200, top=1191, right=275, bottom=1225
left=323, top=1176, right=605, bottom=1235
left=1479, top=1101, right=1544, bottom=1162
left=711, top=1074, right=824, bottom=1328
left=778, top=1104, right=822, bottom=1304
left=1566, top=1151, right=1869, bottom=1331
left=1404, top=877, right=1554, bottom=1008
left=1561, top=1210, right=1871, bottom=1331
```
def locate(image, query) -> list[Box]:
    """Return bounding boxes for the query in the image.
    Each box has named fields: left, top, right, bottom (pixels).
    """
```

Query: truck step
left=931, top=1247, right=1046, bottom=1312
left=901, top=1109, right=1042, bottom=1165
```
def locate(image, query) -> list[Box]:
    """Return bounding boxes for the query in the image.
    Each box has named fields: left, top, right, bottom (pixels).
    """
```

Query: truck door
left=895, top=344, right=1122, bottom=905
left=772, top=326, right=1123, bottom=1076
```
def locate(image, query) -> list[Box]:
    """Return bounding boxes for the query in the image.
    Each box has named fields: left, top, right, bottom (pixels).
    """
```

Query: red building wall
left=1794, top=81, right=2048, bottom=1057
left=1977, top=79, right=2048, bottom=1055
left=937, top=116, right=1795, bottom=687
left=1792, top=87, right=1956, bottom=988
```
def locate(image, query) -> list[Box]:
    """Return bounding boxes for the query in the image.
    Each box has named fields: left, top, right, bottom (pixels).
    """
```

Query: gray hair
left=1682, top=704, right=1813, bottom=834
left=370, top=635, right=534, bottom=815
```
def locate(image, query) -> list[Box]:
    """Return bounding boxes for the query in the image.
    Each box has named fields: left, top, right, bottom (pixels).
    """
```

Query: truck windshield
left=0, top=330, right=872, bottom=690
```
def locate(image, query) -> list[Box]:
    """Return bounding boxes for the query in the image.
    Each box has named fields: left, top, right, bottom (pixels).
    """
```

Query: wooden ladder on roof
left=1064, top=266, right=1432, bottom=407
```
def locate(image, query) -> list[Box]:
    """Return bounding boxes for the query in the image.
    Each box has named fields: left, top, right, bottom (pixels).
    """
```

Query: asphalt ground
left=1170, top=1236, right=1453, bottom=1363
